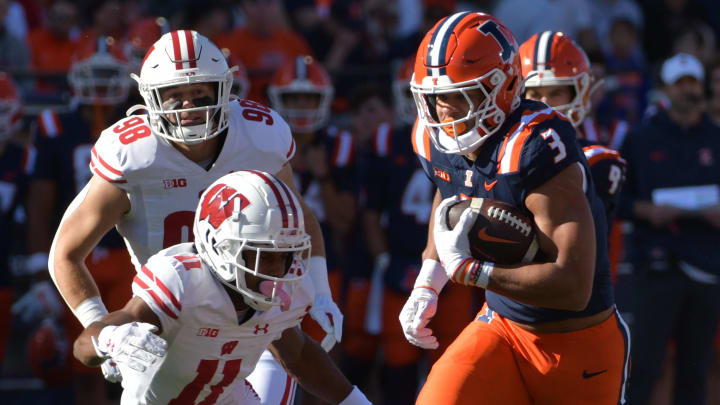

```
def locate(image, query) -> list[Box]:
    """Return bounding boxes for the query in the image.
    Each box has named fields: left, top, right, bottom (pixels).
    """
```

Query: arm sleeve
left=131, top=256, right=186, bottom=337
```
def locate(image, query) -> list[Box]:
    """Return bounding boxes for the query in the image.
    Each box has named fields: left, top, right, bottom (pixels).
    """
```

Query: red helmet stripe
left=246, top=170, right=289, bottom=228
left=170, top=31, right=183, bottom=70
left=184, top=30, right=197, bottom=68
left=272, top=173, right=299, bottom=229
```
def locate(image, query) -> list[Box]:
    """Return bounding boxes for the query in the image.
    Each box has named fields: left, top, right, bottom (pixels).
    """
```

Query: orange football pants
left=417, top=304, right=631, bottom=405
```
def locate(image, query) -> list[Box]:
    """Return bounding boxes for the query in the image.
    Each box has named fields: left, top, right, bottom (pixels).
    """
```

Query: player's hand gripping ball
left=445, top=198, right=539, bottom=264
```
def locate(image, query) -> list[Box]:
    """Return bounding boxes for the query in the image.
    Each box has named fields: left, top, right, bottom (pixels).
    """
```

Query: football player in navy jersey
left=0, top=73, right=35, bottom=367
left=24, top=38, right=136, bottom=404
left=519, top=31, right=627, bottom=225
left=397, top=12, right=630, bottom=404
left=360, top=76, right=475, bottom=403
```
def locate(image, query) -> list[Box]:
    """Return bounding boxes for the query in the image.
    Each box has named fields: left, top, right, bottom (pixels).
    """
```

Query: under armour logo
left=253, top=324, right=269, bottom=335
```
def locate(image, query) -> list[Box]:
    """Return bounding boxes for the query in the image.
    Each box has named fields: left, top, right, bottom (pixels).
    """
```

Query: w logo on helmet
left=199, top=183, right=250, bottom=229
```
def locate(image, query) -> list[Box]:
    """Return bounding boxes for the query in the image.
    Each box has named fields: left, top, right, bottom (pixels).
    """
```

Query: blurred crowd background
left=2, top=0, right=720, bottom=404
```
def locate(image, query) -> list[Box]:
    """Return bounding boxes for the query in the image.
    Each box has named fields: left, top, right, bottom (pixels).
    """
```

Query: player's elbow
left=562, top=268, right=594, bottom=311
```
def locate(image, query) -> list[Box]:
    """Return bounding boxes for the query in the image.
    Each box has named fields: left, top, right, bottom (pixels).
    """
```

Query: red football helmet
left=393, top=55, right=416, bottom=125
left=267, top=55, right=334, bottom=133
left=519, top=31, right=594, bottom=127
left=68, top=36, right=132, bottom=105
left=0, top=73, right=22, bottom=142
left=412, top=12, right=522, bottom=155
left=125, top=17, right=170, bottom=74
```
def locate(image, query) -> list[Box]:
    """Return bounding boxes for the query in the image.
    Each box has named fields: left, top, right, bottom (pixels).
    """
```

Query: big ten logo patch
left=197, top=327, right=219, bottom=337
left=164, top=178, right=188, bottom=189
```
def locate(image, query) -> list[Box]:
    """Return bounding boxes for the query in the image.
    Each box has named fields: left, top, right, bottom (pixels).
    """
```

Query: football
left=445, top=197, right=539, bottom=264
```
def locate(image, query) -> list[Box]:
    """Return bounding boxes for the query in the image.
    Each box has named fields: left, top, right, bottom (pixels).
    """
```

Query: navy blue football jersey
left=32, top=108, right=125, bottom=248
left=414, top=99, right=613, bottom=323
left=363, top=123, right=435, bottom=292
left=0, top=143, right=34, bottom=286
left=577, top=139, right=627, bottom=224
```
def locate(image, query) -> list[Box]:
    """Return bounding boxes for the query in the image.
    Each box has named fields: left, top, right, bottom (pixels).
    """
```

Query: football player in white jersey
left=49, top=30, right=343, bottom=402
left=73, top=171, right=371, bottom=405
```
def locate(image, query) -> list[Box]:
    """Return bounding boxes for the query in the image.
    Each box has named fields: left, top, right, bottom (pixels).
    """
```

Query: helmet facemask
left=208, top=237, right=311, bottom=312
left=134, top=71, right=234, bottom=145
left=268, top=85, right=333, bottom=133
left=524, top=71, right=591, bottom=127
left=68, top=53, right=132, bottom=105
left=412, top=68, right=512, bottom=155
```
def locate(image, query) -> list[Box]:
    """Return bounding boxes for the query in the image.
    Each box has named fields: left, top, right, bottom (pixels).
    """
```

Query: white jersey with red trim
left=90, top=99, right=296, bottom=270
left=124, top=243, right=314, bottom=405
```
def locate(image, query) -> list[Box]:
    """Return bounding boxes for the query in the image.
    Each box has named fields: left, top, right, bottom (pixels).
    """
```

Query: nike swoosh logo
left=477, top=227, right=519, bottom=244
left=484, top=180, right=498, bottom=191
left=582, top=369, right=608, bottom=379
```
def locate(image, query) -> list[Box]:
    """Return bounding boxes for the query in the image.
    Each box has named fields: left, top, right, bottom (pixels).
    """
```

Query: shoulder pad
left=90, top=115, right=154, bottom=185
left=330, top=130, right=355, bottom=168
left=232, top=100, right=294, bottom=161
left=132, top=253, right=189, bottom=320
left=497, top=107, right=568, bottom=174
left=583, top=145, right=627, bottom=167
left=37, top=109, right=63, bottom=138
left=372, top=122, right=393, bottom=157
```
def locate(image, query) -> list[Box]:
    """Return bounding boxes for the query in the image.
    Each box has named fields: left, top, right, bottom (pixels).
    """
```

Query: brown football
left=445, top=198, right=538, bottom=264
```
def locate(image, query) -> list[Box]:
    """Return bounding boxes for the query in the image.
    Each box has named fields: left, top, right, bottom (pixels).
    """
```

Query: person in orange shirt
left=27, top=0, right=80, bottom=89
left=215, top=0, right=312, bottom=104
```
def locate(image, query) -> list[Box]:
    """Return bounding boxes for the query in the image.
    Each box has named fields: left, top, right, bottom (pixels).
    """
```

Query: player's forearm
left=487, top=260, right=593, bottom=311
left=283, top=335, right=353, bottom=403
left=52, top=255, right=101, bottom=310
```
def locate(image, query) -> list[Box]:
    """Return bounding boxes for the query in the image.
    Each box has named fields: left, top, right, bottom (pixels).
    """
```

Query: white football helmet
left=130, top=30, right=236, bottom=145
left=194, top=170, right=312, bottom=311
left=67, top=37, right=132, bottom=105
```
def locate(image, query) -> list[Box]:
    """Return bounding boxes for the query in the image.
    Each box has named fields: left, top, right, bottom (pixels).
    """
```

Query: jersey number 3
left=540, top=129, right=567, bottom=163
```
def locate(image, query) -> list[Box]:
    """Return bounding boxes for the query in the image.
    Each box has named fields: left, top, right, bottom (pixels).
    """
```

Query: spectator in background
left=640, top=0, right=712, bottom=65
left=182, top=0, right=230, bottom=41
left=708, top=58, right=720, bottom=126
left=672, top=21, right=717, bottom=67
left=76, top=0, right=126, bottom=50
left=4, top=0, right=27, bottom=40
left=618, top=53, right=720, bottom=405
left=596, top=16, right=650, bottom=127
left=0, top=0, right=30, bottom=73
left=216, top=0, right=311, bottom=104
left=27, top=0, right=80, bottom=92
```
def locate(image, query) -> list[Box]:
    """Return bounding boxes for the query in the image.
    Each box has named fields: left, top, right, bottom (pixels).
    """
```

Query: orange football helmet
left=412, top=12, right=522, bottom=154
left=0, top=73, right=22, bottom=142
left=519, top=31, right=594, bottom=127
left=267, top=55, right=334, bottom=133
left=125, top=17, right=170, bottom=74
left=68, top=36, right=132, bottom=105
left=393, top=55, right=416, bottom=125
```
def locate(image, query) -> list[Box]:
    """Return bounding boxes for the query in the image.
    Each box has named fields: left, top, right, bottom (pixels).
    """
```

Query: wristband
left=452, top=259, right=494, bottom=288
left=308, top=256, right=331, bottom=296
left=338, top=386, right=371, bottom=405
left=74, top=296, right=109, bottom=328
left=413, top=259, right=449, bottom=294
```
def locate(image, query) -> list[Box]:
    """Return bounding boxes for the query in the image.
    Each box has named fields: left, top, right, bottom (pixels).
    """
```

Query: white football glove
left=11, top=280, right=64, bottom=323
left=92, top=322, right=167, bottom=373
left=100, top=359, right=123, bottom=383
left=399, top=287, right=439, bottom=349
left=310, top=294, right=344, bottom=351
left=308, top=256, right=343, bottom=351
left=434, top=196, right=494, bottom=288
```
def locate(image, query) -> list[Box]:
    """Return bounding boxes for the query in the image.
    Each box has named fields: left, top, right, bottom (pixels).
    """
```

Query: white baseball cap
left=661, top=53, right=704, bottom=85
